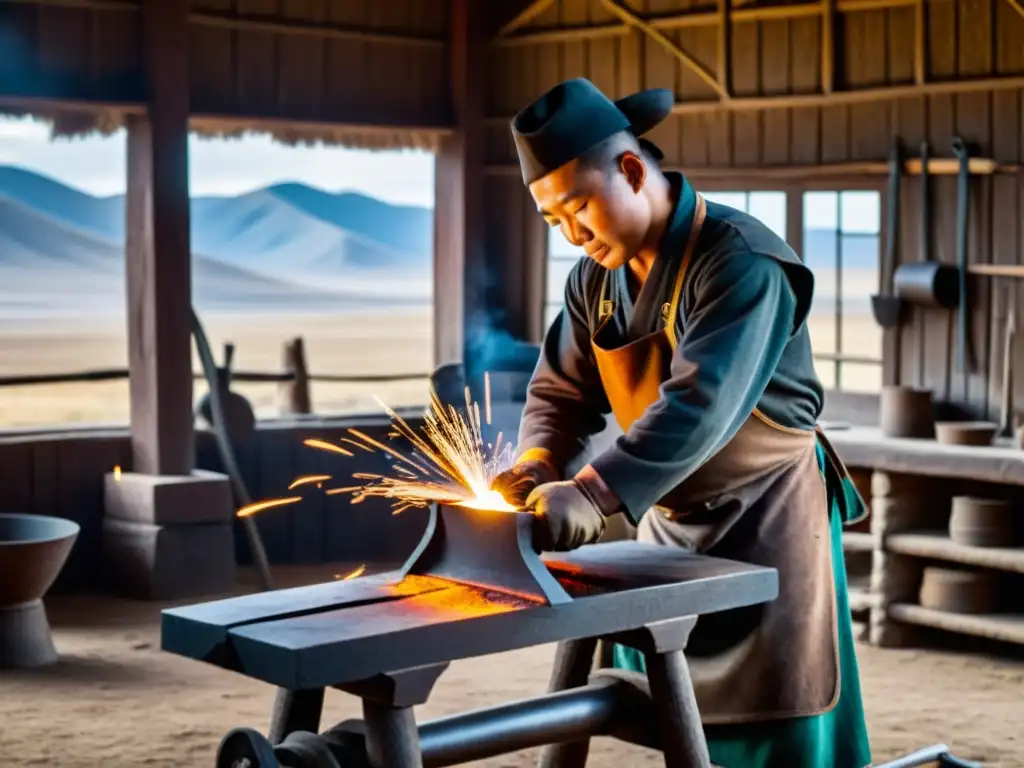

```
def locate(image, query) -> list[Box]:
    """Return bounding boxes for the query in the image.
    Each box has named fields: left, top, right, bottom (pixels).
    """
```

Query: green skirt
left=611, top=443, right=873, bottom=768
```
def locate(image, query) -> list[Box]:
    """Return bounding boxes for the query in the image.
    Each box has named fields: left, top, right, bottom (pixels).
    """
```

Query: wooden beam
left=493, top=0, right=558, bottom=38
left=490, top=0, right=953, bottom=46
left=124, top=0, right=194, bottom=476
left=598, top=0, right=728, bottom=99
left=484, top=73, right=1024, bottom=124
left=484, top=159, right=1021, bottom=179
left=1004, top=0, right=1024, bottom=20
left=433, top=0, right=486, bottom=367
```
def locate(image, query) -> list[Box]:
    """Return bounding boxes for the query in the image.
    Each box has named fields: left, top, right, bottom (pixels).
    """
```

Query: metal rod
left=418, top=680, right=630, bottom=768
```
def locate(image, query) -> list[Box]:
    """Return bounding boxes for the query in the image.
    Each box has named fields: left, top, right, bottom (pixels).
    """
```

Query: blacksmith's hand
left=491, top=457, right=558, bottom=508
left=526, top=466, right=622, bottom=551
left=526, top=480, right=606, bottom=551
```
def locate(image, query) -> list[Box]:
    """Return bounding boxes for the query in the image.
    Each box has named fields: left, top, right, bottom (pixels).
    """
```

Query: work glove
left=491, top=459, right=558, bottom=507
left=525, top=479, right=608, bottom=552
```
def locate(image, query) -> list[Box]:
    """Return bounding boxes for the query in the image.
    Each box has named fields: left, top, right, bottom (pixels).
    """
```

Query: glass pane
left=840, top=232, right=882, bottom=360
left=748, top=191, right=787, bottom=241
left=804, top=191, right=839, bottom=231
left=840, top=191, right=881, bottom=234
left=702, top=191, right=748, bottom=210
left=803, top=192, right=838, bottom=356
left=837, top=362, right=883, bottom=393
left=547, top=256, right=579, bottom=304
left=814, top=359, right=837, bottom=390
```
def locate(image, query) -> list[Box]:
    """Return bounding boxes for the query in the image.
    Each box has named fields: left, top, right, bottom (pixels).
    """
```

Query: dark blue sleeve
left=588, top=249, right=798, bottom=522
left=516, top=260, right=610, bottom=472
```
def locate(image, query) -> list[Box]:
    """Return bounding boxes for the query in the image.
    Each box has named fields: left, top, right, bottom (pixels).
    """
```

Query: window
left=544, top=190, right=787, bottom=331
left=702, top=191, right=787, bottom=241
left=803, top=190, right=882, bottom=392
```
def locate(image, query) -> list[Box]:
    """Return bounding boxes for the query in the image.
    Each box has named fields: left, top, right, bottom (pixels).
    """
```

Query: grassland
left=0, top=303, right=882, bottom=429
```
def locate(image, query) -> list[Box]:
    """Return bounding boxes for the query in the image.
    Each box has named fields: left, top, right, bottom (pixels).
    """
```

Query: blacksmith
left=491, top=78, right=872, bottom=768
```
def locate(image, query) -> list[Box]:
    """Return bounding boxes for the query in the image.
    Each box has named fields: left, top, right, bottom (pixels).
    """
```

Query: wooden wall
left=0, top=417, right=430, bottom=593
left=0, top=0, right=450, bottom=130
left=483, top=0, right=1024, bottom=422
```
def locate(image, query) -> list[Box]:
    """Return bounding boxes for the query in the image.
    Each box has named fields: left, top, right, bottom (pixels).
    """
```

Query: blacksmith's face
left=530, top=152, right=651, bottom=271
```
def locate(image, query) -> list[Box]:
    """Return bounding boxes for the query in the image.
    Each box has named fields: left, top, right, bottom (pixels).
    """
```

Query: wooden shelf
left=969, top=264, right=1024, bottom=279
left=843, top=531, right=874, bottom=552
left=886, top=531, right=1024, bottom=574
left=888, top=603, right=1024, bottom=645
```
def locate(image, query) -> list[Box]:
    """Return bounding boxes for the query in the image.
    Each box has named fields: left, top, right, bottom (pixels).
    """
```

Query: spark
left=320, top=383, right=518, bottom=513
left=113, top=465, right=122, bottom=481
left=288, top=474, right=331, bottom=490
left=336, top=565, right=366, bottom=580
left=303, top=438, right=354, bottom=456
left=237, top=496, right=303, bottom=518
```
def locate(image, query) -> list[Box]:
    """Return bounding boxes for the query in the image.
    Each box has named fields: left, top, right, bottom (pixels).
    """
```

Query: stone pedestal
left=102, top=469, right=236, bottom=600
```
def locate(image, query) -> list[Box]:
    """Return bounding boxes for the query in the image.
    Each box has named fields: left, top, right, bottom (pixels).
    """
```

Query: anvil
left=394, top=503, right=571, bottom=605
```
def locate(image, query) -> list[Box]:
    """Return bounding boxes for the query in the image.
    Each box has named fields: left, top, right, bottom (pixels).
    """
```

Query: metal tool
left=999, top=285, right=1016, bottom=436
left=952, top=136, right=973, bottom=382
left=870, top=140, right=908, bottom=329
left=892, top=142, right=959, bottom=311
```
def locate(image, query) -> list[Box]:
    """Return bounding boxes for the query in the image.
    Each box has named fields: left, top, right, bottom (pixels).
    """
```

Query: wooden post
left=279, top=337, right=312, bottom=415
left=124, top=0, right=193, bottom=476
left=433, top=0, right=487, bottom=367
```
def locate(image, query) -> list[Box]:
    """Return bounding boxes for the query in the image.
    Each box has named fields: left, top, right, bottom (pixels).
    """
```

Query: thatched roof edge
left=0, top=103, right=448, bottom=152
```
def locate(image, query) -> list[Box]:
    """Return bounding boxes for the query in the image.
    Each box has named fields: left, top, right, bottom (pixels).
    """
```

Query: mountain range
left=0, top=165, right=435, bottom=317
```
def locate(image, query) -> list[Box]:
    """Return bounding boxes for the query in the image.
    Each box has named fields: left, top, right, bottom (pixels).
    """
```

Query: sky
left=0, top=116, right=436, bottom=206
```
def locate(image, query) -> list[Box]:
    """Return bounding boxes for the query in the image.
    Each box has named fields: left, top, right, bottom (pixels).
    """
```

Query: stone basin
left=0, top=513, right=79, bottom=669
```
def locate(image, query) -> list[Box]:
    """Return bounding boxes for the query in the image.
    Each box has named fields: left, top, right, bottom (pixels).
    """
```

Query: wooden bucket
left=949, top=496, right=1016, bottom=548
left=918, top=566, right=999, bottom=614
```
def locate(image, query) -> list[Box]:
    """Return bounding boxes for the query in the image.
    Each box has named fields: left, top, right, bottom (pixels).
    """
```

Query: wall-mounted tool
left=892, top=142, right=959, bottom=311
left=951, top=137, right=973, bottom=385
left=999, top=285, right=1016, bottom=437
left=870, top=140, right=908, bottom=329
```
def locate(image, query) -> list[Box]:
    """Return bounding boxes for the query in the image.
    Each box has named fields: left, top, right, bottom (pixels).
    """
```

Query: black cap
left=511, top=78, right=673, bottom=185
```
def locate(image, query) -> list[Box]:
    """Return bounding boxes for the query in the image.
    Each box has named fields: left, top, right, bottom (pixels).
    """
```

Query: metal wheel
left=216, top=727, right=280, bottom=768
left=274, top=731, right=342, bottom=768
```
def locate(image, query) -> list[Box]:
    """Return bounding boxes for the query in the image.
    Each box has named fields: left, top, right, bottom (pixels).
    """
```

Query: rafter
left=598, top=0, right=728, bottom=99
left=493, top=0, right=559, bottom=39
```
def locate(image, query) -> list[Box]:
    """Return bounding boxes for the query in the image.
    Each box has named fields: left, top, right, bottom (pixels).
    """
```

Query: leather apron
left=591, top=193, right=845, bottom=726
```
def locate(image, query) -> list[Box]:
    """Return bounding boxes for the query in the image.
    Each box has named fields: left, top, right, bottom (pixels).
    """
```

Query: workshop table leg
left=537, top=636, right=599, bottom=768
left=269, top=687, right=325, bottom=744
left=337, top=662, right=450, bottom=768
left=603, top=618, right=710, bottom=768
left=644, top=648, right=710, bottom=768
left=364, top=700, right=423, bottom=768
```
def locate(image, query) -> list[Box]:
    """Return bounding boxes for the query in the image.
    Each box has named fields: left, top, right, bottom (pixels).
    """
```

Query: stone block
left=102, top=518, right=236, bottom=600
left=103, top=469, right=232, bottom=525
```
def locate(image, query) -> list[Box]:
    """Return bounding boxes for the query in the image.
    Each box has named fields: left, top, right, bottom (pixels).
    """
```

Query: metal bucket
left=892, top=261, right=960, bottom=309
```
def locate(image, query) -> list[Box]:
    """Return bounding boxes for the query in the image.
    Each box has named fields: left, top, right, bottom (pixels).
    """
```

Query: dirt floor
left=1, top=566, right=1022, bottom=768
